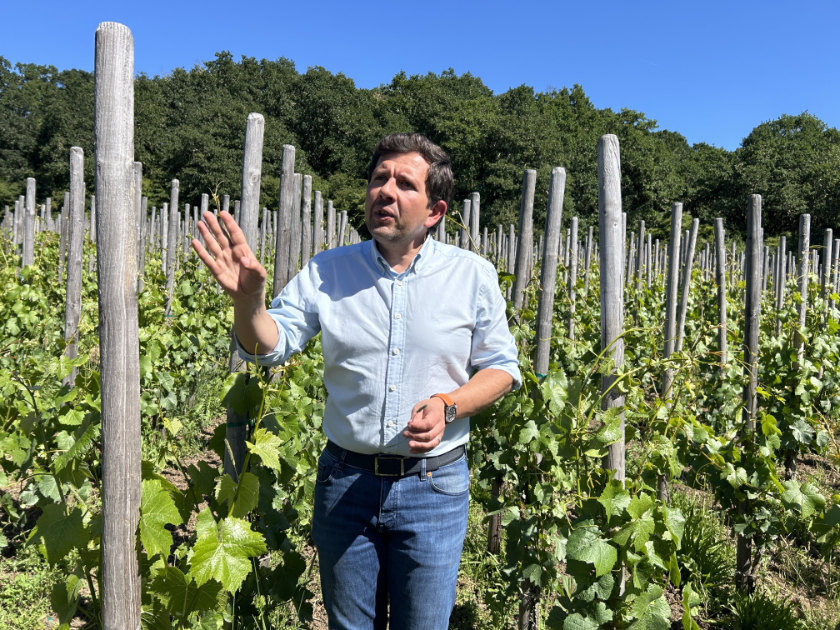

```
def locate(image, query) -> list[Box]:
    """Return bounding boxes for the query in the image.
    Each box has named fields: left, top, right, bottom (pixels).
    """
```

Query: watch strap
left=431, top=393, right=454, bottom=407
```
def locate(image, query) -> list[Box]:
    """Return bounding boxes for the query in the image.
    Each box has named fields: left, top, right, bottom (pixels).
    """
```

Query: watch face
left=444, top=405, right=457, bottom=424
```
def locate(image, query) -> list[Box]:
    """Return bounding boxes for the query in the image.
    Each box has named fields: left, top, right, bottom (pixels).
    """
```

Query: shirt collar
left=370, top=235, right=436, bottom=278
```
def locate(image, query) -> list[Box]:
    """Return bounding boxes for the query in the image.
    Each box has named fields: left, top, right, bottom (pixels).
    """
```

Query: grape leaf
left=247, top=428, right=283, bottom=471
left=598, top=480, right=630, bottom=523
left=140, top=479, right=182, bottom=558
left=566, top=525, right=617, bottom=577
left=191, top=516, right=266, bottom=593
left=33, top=503, right=88, bottom=563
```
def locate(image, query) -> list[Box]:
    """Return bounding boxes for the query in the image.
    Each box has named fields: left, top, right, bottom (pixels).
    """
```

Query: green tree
left=735, top=112, right=840, bottom=234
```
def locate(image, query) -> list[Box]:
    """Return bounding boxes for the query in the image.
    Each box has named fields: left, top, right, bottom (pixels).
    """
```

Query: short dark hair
left=367, top=133, right=453, bottom=209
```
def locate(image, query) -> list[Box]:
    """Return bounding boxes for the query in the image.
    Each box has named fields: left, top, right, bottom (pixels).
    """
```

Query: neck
left=375, top=236, right=426, bottom=273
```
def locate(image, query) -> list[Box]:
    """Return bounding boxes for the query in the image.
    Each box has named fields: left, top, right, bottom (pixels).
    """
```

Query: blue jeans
left=311, top=446, right=470, bottom=630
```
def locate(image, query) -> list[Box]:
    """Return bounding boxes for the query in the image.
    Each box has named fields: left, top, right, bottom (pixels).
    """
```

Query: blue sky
left=4, top=0, right=838, bottom=151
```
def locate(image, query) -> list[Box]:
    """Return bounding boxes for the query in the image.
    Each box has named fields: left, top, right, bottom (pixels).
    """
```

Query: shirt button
left=389, top=385, right=397, bottom=392
left=396, top=280, right=403, bottom=286
left=392, top=348, right=400, bottom=355
left=395, top=313, right=402, bottom=319
left=387, top=421, right=395, bottom=427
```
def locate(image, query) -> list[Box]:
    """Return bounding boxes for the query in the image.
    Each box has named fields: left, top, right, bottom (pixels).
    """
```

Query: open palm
left=192, top=211, right=266, bottom=301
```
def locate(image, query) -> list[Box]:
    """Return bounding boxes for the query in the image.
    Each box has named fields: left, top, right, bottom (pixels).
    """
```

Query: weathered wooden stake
left=736, top=195, right=763, bottom=593
left=301, top=175, right=312, bottom=266
left=534, top=167, right=566, bottom=376
left=714, top=218, right=728, bottom=366
left=675, top=218, right=699, bottom=353
left=94, top=22, right=141, bottom=629
left=795, top=215, right=811, bottom=366
left=63, top=149, right=86, bottom=387
left=598, top=134, right=626, bottom=482
left=22, top=178, right=36, bottom=268
left=568, top=216, right=579, bottom=340
left=313, top=191, right=324, bottom=256
left=272, top=145, right=295, bottom=296
left=512, top=170, right=536, bottom=311
left=662, top=203, right=683, bottom=398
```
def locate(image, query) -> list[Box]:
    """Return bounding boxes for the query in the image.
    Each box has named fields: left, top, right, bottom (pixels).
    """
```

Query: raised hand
left=192, top=211, right=266, bottom=302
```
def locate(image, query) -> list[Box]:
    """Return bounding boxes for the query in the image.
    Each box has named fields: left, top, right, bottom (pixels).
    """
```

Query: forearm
left=232, top=293, right=280, bottom=356
left=405, top=368, right=514, bottom=453
left=447, top=368, right=514, bottom=420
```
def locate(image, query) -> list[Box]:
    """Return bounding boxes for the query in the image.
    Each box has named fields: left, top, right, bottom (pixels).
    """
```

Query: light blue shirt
left=238, top=236, right=522, bottom=457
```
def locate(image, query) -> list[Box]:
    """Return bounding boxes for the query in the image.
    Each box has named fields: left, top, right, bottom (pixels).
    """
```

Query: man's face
left=365, top=151, right=444, bottom=251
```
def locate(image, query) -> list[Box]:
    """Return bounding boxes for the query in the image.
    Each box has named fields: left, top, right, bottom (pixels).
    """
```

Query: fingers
left=405, top=401, right=445, bottom=453
left=191, top=237, right=221, bottom=276
left=199, top=211, right=233, bottom=254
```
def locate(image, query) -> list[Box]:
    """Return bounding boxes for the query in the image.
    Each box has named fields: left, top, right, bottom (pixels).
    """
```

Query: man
left=193, top=133, right=521, bottom=629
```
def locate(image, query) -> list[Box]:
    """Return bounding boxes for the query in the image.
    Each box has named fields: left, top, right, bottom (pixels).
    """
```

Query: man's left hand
left=404, top=397, right=446, bottom=453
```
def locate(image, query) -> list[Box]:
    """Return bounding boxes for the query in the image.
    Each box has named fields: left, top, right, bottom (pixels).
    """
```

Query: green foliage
left=725, top=591, right=805, bottom=630
left=4, top=54, right=838, bottom=239
left=0, top=546, right=62, bottom=630
left=672, top=492, right=734, bottom=609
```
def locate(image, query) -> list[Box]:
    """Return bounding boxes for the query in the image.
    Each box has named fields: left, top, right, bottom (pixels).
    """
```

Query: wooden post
left=289, top=174, right=302, bottom=274
left=326, top=200, right=336, bottom=250
left=736, top=194, right=762, bottom=594
left=94, top=22, right=141, bottom=629
left=90, top=194, right=97, bottom=245
left=165, top=179, right=179, bottom=305
left=58, top=192, right=69, bottom=281
left=64, top=148, right=86, bottom=388
left=795, top=215, right=810, bottom=366
left=313, top=191, right=324, bottom=256
left=22, top=177, right=36, bottom=268
left=339, top=210, right=349, bottom=247
left=822, top=229, right=833, bottom=302
left=662, top=203, right=683, bottom=397
left=459, top=198, right=472, bottom=251
left=775, top=236, right=787, bottom=335
left=714, top=218, right=728, bottom=366
left=272, top=145, right=295, bottom=297
left=470, top=192, right=480, bottom=253
left=598, top=135, right=625, bottom=482
left=568, top=216, right=579, bottom=341
left=138, top=196, right=147, bottom=291
left=534, top=167, right=566, bottom=376
left=675, top=218, right=699, bottom=353
left=583, top=225, right=593, bottom=295
left=133, top=163, right=142, bottom=290
left=258, top=207, right=268, bottom=263
left=301, top=175, right=312, bottom=267
left=636, top=220, right=645, bottom=294
left=512, top=170, right=536, bottom=311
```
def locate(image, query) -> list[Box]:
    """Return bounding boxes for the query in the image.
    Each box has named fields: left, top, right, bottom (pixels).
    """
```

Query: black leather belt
left=325, top=440, right=466, bottom=477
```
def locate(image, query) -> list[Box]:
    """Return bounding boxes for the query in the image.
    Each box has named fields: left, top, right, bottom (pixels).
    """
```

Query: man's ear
left=425, top=200, right=447, bottom=228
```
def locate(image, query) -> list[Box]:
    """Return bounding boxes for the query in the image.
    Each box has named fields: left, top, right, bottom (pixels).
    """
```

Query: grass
left=0, top=544, right=61, bottom=629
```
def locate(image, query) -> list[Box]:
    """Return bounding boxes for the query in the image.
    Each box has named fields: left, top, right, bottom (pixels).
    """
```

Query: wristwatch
left=431, top=393, right=457, bottom=424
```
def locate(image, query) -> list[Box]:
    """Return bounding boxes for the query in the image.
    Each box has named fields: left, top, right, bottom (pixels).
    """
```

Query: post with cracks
left=598, top=134, right=626, bottom=483
left=94, top=22, right=141, bottom=629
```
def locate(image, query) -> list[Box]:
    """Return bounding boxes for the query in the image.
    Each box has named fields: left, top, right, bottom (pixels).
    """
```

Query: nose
left=378, top=176, right=397, bottom=201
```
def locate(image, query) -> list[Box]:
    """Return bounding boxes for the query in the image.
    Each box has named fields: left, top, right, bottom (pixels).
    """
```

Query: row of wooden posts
left=7, top=22, right=839, bottom=629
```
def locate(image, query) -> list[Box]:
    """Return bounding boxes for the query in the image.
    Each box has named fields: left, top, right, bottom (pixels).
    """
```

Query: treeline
left=1, top=52, right=839, bottom=238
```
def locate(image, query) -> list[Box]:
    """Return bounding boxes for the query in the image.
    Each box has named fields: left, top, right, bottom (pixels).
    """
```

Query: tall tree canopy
left=1, top=53, right=837, bottom=240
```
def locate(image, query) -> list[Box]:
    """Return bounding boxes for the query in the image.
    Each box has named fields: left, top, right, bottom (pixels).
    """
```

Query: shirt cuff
left=234, top=319, right=288, bottom=366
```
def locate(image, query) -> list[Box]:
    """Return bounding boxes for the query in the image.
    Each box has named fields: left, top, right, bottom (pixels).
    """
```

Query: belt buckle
left=374, top=455, right=405, bottom=477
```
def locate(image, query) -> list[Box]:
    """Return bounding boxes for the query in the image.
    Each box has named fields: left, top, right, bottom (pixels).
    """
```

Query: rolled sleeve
left=235, top=266, right=322, bottom=367
left=470, top=268, right=522, bottom=390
